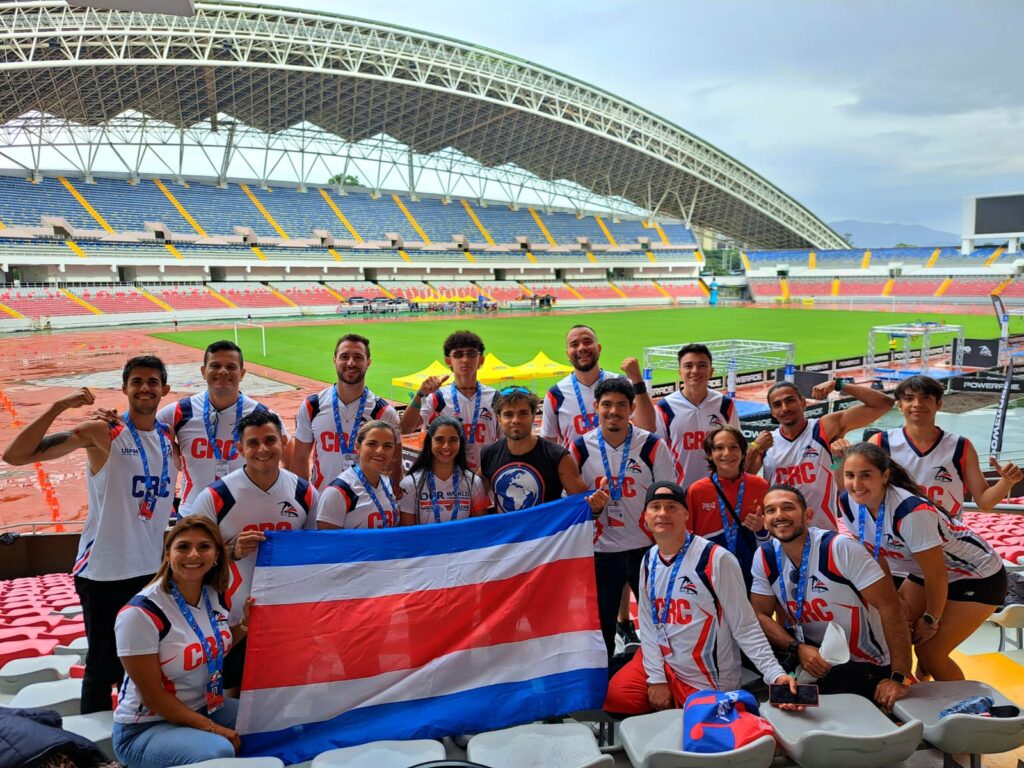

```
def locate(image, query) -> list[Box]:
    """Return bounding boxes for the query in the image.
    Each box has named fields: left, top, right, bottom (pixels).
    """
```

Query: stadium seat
left=467, top=723, right=613, bottom=768
left=0, top=638, right=61, bottom=668
left=0, top=653, right=78, bottom=694
left=762, top=693, right=922, bottom=768
left=618, top=709, right=775, bottom=768
left=988, top=604, right=1024, bottom=652
left=8, top=677, right=82, bottom=716
left=311, top=739, right=446, bottom=767
left=62, top=711, right=115, bottom=761
left=892, top=680, right=1024, bottom=763
left=56, top=605, right=83, bottom=618
left=53, top=636, right=89, bottom=657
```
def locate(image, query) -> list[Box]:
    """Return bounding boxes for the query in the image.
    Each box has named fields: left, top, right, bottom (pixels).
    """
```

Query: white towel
left=796, top=622, right=850, bottom=683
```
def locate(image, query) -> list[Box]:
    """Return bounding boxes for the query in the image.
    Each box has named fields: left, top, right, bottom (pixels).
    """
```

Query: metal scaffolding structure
left=0, top=1, right=846, bottom=249
left=866, top=323, right=965, bottom=381
left=643, top=339, right=795, bottom=396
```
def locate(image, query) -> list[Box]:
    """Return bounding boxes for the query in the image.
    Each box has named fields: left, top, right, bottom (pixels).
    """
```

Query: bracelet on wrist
left=749, top=442, right=761, bottom=453
left=632, top=380, right=647, bottom=396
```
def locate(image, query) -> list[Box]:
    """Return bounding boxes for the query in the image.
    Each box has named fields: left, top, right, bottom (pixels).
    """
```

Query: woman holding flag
left=838, top=443, right=1006, bottom=681
left=316, top=420, right=402, bottom=529
left=112, top=516, right=249, bottom=768
left=399, top=415, right=491, bottom=525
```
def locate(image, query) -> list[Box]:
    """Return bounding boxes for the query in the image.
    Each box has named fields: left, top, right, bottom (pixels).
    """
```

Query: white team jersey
left=189, top=467, right=318, bottom=622
left=398, top=468, right=490, bottom=524
left=762, top=418, right=838, bottom=531
left=638, top=536, right=786, bottom=691
left=838, top=485, right=1002, bottom=583
left=294, top=384, right=399, bottom=490
left=419, top=384, right=499, bottom=470
left=541, top=370, right=622, bottom=447
left=569, top=427, right=682, bottom=552
left=76, top=422, right=177, bottom=582
left=877, top=428, right=970, bottom=518
left=157, top=393, right=283, bottom=516
left=751, top=528, right=890, bottom=665
left=316, top=466, right=400, bottom=529
left=655, top=389, right=739, bottom=488
left=114, top=582, right=232, bottom=724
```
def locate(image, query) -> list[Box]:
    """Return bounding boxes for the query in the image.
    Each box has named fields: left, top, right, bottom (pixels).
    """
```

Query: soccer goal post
left=233, top=322, right=267, bottom=357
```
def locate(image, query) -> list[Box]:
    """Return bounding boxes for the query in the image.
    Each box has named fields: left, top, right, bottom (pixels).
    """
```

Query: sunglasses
left=499, top=386, right=532, bottom=395
left=449, top=349, right=481, bottom=359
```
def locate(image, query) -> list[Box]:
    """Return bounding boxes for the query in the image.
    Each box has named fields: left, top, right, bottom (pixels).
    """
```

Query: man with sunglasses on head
left=399, top=330, right=498, bottom=471
left=481, top=387, right=594, bottom=513
left=542, top=324, right=655, bottom=447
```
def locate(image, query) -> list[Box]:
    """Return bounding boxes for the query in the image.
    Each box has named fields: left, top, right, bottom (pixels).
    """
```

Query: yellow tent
left=505, top=351, right=572, bottom=380
left=391, top=359, right=451, bottom=390
left=477, top=352, right=517, bottom=384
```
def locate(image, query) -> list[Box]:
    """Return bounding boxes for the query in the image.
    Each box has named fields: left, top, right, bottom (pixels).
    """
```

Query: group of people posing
left=3, top=325, right=1021, bottom=768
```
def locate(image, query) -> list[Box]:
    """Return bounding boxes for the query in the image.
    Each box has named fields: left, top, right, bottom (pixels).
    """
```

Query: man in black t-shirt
left=481, top=388, right=593, bottom=512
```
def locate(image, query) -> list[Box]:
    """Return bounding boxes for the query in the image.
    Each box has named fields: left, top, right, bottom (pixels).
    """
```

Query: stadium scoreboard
left=962, top=192, right=1024, bottom=252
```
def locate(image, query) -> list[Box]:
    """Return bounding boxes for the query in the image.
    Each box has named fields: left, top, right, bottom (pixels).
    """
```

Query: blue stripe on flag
left=257, top=493, right=591, bottom=567
left=241, top=667, right=607, bottom=764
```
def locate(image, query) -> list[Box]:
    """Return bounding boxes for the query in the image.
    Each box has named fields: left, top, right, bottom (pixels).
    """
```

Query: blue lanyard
left=169, top=580, right=224, bottom=681
left=427, top=467, right=462, bottom=523
left=332, top=386, right=369, bottom=456
left=774, top=535, right=812, bottom=629
left=353, top=465, right=398, bottom=528
left=648, top=534, right=691, bottom=627
left=858, top=499, right=886, bottom=560
left=710, top=473, right=744, bottom=555
left=597, top=426, right=633, bottom=501
left=125, top=416, right=169, bottom=508
left=570, top=370, right=604, bottom=430
left=203, top=394, right=243, bottom=462
left=450, top=384, right=483, bottom=444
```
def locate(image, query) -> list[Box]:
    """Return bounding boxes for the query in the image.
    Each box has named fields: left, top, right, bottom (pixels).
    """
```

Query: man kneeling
left=750, top=484, right=912, bottom=711
left=605, top=482, right=794, bottom=714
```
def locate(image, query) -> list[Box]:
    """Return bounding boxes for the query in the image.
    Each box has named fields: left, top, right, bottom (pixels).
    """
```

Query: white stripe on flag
left=238, top=630, right=606, bottom=734
left=251, top=521, right=593, bottom=605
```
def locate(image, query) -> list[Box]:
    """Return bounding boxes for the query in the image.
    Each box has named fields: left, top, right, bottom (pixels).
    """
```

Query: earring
left=213, top=561, right=219, bottom=566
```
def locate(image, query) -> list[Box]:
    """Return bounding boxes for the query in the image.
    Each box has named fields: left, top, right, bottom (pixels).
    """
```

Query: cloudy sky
left=268, top=1, right=1020, bottom=233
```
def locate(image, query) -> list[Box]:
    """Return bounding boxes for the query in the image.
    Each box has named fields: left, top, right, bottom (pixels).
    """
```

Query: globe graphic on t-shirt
left=493, top=465, right=543, bottom=511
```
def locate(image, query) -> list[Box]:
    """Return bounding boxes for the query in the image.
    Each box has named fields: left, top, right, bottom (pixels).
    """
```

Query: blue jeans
left=112, top=698, right=239, bottom=768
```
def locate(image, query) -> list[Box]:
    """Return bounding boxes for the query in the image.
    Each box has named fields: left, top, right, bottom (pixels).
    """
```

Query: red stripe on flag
left=243, top=556, right=599, bottom=691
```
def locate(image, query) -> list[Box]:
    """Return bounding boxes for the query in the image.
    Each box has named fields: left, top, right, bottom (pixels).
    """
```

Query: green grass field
left=152, top=307, right=998, bottom=403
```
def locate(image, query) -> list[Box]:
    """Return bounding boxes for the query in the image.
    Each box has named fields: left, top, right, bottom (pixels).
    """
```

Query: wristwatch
left=922, top=612, right=942, bottom=627
left=787, top=639, right=802, bottom=657
left=889, top=671, right=912, bottom=686
left=632, top=381, right=647, bottom=396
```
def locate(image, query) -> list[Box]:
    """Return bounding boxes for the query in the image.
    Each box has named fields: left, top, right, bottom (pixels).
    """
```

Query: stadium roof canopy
left=0, top=1, right=846, bottom=249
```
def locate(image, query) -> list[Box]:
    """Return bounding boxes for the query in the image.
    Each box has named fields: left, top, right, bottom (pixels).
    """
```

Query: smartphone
left=769, top=683, right=819, bottom=706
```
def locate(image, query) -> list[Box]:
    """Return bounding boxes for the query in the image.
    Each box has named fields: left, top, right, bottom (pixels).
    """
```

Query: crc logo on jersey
left=810, top=575, right=829, bottom=594
left=492, top=463, right=544, bottom=512
left=278, top=502, right=299, bottom=518
left=183, top=627, right=231, bottom=671
left=933, top=466, right=954, bottom=483
left=678, top=575, right=699, bottom=595
left=774, top=463, right=817, bottom=485
left=801, top=446, right=820, bottom=460
left=319, top=431, right=353, bottom=454
left=131, top=476, right=170, bottom=499
left=191, top=437, right=238, bottom=462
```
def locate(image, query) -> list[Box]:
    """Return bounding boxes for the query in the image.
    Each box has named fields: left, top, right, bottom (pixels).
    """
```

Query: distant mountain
left=827, top=220, right=960, bottom=249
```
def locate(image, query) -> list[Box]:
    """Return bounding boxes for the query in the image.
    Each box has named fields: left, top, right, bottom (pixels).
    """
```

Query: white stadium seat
left=62, top=711, right=115, bottom=760
left=0, top=654, right=77, bottom=694
left=311, top=739, right=446, bottom=767
left=467, top=723, right=614, bottom=768
left=8, top=677, right=82, bottom=716
left=763, top=693, right=922, bottom=768
left=619, top=709, right=775, bottom=768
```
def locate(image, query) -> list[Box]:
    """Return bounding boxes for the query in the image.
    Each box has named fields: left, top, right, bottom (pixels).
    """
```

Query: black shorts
left=906, top=566, right=1007, bottom=607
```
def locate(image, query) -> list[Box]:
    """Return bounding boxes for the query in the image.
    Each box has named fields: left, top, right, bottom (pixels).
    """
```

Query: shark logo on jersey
left=933, top=466, right=954, bottom=483
left=708, top=414, right=724, bottom=427
left=885, top=532, right=903, bottom=548
left=278, top=502, right=299, bottom=518
left=626, top=457, right=644, bottom=474
left=801, top=446, right=820, bottom=459
left=678, top=575, right=699, bottom=595
left=480, top=408, right=495, bottom=422
left=810, top=575, right=829, bottom=593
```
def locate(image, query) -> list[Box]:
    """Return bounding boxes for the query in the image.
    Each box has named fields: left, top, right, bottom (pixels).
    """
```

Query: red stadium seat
left=0, top=638, right=61, bottom=668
